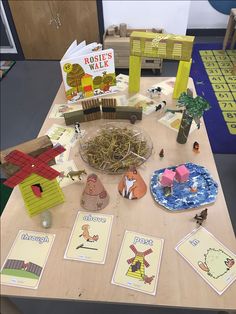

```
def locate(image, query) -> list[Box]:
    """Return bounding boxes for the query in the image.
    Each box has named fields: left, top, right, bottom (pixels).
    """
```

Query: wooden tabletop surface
left=1, top=77, right=236, bottom=311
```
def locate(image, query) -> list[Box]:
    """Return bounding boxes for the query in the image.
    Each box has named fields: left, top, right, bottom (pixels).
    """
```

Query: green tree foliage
left=67, top=64, right=85, bottom=92
left=93, top=76, right=102, bottom=86
left=103, top=75, right=113, bottom=85
left=178, top=92, right=210, bottom=128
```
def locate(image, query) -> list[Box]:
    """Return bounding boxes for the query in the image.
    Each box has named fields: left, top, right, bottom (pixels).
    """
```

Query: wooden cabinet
left=8, top=1, right=100, bottom=60
left=103, top=28, right=163, bottom=72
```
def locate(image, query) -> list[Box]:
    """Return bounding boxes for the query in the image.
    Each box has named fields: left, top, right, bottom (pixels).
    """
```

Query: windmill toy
left=1, top=139, right=66, bottom=217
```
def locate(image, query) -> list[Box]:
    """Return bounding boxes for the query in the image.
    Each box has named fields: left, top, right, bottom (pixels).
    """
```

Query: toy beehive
left=1, top=138, right=65, bottom=217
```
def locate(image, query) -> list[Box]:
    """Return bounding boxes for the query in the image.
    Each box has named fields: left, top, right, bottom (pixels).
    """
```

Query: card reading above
left=64, top=211, right=113, bottom=264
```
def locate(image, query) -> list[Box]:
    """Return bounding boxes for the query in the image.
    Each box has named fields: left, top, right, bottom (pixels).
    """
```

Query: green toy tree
left=67, top=64, right=85, bottom=92
left=168, top=91, right=210, bottom=144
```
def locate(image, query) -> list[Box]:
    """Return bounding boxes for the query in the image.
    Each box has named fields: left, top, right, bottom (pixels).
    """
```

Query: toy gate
left=128, top=32, right=195, bottom=99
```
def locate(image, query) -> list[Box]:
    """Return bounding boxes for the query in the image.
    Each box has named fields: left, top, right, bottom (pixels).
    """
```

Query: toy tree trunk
left=176, top=110, right=193, bottom=144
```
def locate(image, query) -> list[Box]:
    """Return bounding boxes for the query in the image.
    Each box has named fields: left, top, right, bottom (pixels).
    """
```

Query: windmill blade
left=37, top=145, right=65, bottom=164
left=129, top=244, right=138, bottom=254
left=5, top=150, right=35, bottom=167
left=35, top=164, right=61, bottom=180
left=143, top=248, right=153, bottom=256
left=4, top=166, right=34, bottom=188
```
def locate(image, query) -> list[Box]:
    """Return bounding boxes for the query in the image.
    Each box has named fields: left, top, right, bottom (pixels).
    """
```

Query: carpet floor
left=190, top=43, right=236, bottom=154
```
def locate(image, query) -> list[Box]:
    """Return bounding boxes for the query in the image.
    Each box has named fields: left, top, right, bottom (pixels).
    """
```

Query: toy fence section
left=3, top=258, right=43, bottom=277
left=81, top=99, right=101, bottom=121
left=101, top=98, right=117, bottom=119
left=64, top=98, right=142, bottom=125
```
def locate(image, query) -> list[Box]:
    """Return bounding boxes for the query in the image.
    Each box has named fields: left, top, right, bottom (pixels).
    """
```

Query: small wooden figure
left=155, top=101, right=166, bottom=112
left=194, top=208, right=208, bottom=225
left=159, top=149, right=164, bottom=158
left=193, top=141, right=200, bottom=153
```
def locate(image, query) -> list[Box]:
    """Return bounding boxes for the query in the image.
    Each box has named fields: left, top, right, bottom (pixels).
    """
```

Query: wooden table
left=1, top=77, right=236, bottom=312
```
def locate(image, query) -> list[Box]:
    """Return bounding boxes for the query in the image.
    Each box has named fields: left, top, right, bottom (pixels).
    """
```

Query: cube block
left=175, top=165, right=189, bottom=183
left=160, top=169, right=176, bottom=187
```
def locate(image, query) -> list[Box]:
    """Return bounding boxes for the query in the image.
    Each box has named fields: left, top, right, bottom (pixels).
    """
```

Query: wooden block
left=0, top=136, right=53, bottom=178
left=120, top=23, right=127, bottom=37
left=116, top=106, right=142, bottom=120
left=64, top=109, right=85, bottom=125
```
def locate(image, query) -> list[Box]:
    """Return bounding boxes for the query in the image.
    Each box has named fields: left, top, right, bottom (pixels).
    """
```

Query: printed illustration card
left=112, top=231, right=164, bottom=295
left=46, top=124, right=83, bottom=147
left=55, top=145, right=71, bottom=164
left=49, top=103, right=82, bottom=119
left=127, top=94, right=157, bottom=115
left=116, top=74, right=129, bottom=91
left=0, top=230, right=55, bottom=289
left=64, top=211, right=113, bottom=264
left=158, top=111, right=198, bottom=134
left=175, top=226, right=236, bottom=295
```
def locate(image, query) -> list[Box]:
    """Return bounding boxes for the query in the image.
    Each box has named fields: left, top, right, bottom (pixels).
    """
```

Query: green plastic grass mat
left=0, top=179, right=13, bottom=215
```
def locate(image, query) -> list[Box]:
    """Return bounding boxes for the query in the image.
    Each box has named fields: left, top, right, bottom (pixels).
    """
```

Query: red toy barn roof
left=4, top=145, right=65, bottom=188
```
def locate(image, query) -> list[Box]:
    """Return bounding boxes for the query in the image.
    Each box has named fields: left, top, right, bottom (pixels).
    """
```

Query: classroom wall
left=102, top=0, right=230, bottom=33
left=102, top=1, right=191, bottom=35
left=187, top=1, right=229, bottom=29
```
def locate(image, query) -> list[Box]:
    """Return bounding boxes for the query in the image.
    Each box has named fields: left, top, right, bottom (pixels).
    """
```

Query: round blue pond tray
left=150, top=162, right=218, bottom=211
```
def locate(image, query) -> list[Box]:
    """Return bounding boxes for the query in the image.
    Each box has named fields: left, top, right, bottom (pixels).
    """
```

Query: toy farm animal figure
left=194, top=208, right=208, bottom=225
left=74, top=122, right=81, bottom=138
left=79, top=224, right=99, bottom=242
left=66, top=169, right=87, bottom=181
left=118, top=166, right=147, bottom=200
left=155, top=101, right=166, bottom=112
left=198, top=248, right=235, bottom=279
left=147, top=86, right=162, bottom=98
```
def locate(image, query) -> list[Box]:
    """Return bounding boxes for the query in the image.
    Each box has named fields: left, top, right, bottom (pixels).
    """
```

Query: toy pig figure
left=81, top=173, right=109, bottom=211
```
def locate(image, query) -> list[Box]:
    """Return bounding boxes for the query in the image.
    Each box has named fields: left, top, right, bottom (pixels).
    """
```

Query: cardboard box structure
left=0, top=137, right=65, bottom=217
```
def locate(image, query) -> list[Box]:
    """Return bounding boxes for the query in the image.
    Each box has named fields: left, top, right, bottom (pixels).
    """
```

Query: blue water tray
left=150, top=162, right=218, bottom=211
